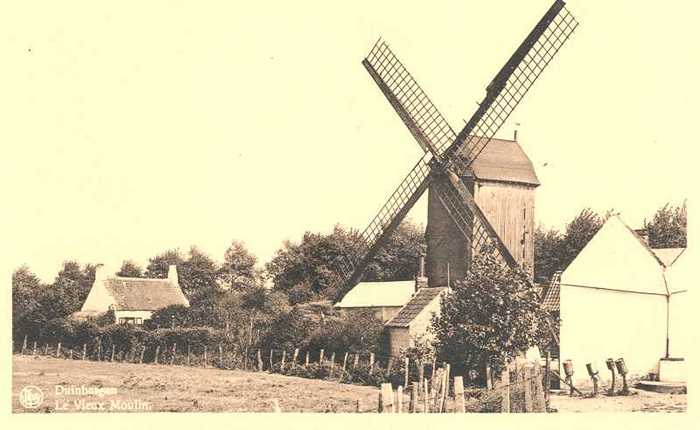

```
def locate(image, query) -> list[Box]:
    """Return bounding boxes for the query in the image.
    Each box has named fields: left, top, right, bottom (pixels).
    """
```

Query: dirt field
left=549, top=389, right=687, bottom=412
left=12, top=355, right=686, bottom=413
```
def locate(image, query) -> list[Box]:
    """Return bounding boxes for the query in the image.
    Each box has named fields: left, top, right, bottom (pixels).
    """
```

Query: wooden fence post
left=454, top=376, right=465, bottom=413
left=534, top=363, right=546, bottom=412
left=187, top=344, right=191, bottom=366
left=44, top=344, right=49, bottom=356
left=500, top=366, right=511, bottom=413
left=257, top=349, right=263, bottom=371
left=404, top=357, right=410, bottom=388
left=319, top=349, right=324, bottom=366
left=408, top=382, right=417, bottom=413
left=397, top=385, right=403, bottom=413
left=97, top=338, right=102, bottom=361
left=219, top=343, right=224, bottom=368
left=485, top=363, right=492, bottom=390
left=82, top=344, right=87, bottom=360
left=439, top=363, right=450, bottom=412
left=423, top=378, right=429, bottom=413
left=32, top=341, right=37, bottom=356
left=353, top=353, right=359, bottom=369
left=380, top=383, right=394, bottom=413
left=56, top=342, right=62, bottom=358
left=22, top=335, right=27, bottom=355
left=270, top=349, right=274, bottom=370
left=418, top=362, right=424, bottom=392
left=305, top=351, right=310, bottom=367
left=203, top=346, right=208, bottom=367
left=139, top=346, right=145, bottom=364
left=110, top=344, right=115, bottom=362
left=330, top=352, right=336, bottom=373
left=369, top=353, right=375, bottom=374
left=281, top=350, right=286, bottom=371
left=171, top=343, right=177, bottom=365
left=545, top=352, right=551, bottom=407
left=523, top=365, right=533, bottom=413
left=154, top=345, right=160, bottom=364
left=293, top=348, right=299, bottom=365
left=342, top=352, right=348, bottom=372
left=69, top=348, right=73, bottom=360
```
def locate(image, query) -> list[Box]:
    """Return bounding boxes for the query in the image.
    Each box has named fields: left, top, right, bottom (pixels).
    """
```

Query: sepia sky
left=1, top=0, right=697, bottom=282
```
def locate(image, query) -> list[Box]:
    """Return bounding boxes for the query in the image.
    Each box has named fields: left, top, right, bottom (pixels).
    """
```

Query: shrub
left=431, top=251, right=551, bottom=377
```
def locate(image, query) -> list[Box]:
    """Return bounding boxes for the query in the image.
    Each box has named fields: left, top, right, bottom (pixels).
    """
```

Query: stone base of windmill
left=637, top=357, right=686, bottom=394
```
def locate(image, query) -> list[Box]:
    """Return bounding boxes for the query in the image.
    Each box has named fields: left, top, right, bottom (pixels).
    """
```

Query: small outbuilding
left=384, top=287, right=448, bottom=357
left=334, top=279, right=416, bottom=323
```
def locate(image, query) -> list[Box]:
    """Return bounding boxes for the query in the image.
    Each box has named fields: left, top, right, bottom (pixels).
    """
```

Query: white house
left=75, top=264, right=190, bottom=325
left=544, top=215, right=688, bottom=383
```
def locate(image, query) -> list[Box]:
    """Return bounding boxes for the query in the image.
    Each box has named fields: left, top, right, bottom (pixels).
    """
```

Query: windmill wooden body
left=334, top=0, right=578, bottom=345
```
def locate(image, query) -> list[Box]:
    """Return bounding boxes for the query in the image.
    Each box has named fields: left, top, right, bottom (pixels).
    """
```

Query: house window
left=135, top=318, right=143, bottom=325
left=119, top=317, right=136, bottom=325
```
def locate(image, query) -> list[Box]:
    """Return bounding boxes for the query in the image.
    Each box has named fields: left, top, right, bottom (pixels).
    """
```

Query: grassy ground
left=12, top=355, right=378, bottom=413
left=12, top=355, right=686, bottom=413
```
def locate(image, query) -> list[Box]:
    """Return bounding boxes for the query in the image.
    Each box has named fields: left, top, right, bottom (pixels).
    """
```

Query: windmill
left=334, top=0, right=578, bottom=341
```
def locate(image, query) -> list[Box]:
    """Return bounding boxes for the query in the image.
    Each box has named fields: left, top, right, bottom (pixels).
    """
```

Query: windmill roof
left=335, top=280, right=415, bottom=308
left=104, top=277, right=190, bottom=311
left=385, top=287, right=447, bottom=328
left=459, top=137, right=540, bottom=186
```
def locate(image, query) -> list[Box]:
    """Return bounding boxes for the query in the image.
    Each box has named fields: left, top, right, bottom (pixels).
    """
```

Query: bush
left=431, top=251, right=550, bottom=377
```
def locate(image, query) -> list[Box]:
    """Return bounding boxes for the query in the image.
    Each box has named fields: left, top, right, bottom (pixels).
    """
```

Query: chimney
left=94, top=264, right=109, bottom=283
left=415, top=254, right=428, bottom=291
left=168, top=265, right=179, bottom=285
left=635, top=228, right=649, bottom=245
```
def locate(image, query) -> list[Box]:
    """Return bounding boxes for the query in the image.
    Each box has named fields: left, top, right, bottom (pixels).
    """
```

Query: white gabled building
left=543, top=215, right=689, bottom=383
left=75, top=264, right=190, bottom=325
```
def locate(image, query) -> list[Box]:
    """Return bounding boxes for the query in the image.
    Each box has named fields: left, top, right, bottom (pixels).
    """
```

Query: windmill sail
left=362, top=40, right=456, bottom=159
left=338, top=0, right=578, bottom=297
left=445, top=1, right=578, bottom=170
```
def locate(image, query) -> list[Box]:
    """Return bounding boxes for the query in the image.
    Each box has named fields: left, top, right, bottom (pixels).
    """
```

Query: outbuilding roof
left=652, top=248, right=685, bottom=268
left=459, top=137, right=540, bottom=186
left=335, top=280, right=415, bottom=308
left=385, top=287, right=447, bottom=328
left=104, top=277, right=190, bottom=311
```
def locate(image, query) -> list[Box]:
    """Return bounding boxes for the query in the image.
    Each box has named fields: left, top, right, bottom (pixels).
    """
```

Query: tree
left=265, top=225, right=364, bottom=302
left=533, top=225, right=564, bottom=283
left=364, top=221, right=426, bottom=282
left=145, top=249, right=185, bottom=279
left=219, top=240, right=259, bottom=291
left=145, top=247, right=220, bottom=303
left=51, top=261, right=96, bottom=317
left=645, top=202, right=687, bottom=248
left=181, top=246, right=221, bottom=304
left=116, top=260, right=144, bottom=277
left=266, top=220, right=426, bottom=303
left=560, top=208, right=605, bottom=270
left=12, top=265, right=43, bottom=337
left=430, top=252, right=550, bottom=377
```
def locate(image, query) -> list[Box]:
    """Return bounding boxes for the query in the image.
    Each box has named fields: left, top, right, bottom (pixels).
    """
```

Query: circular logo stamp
left=19, top=385, right=44, bottom=409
